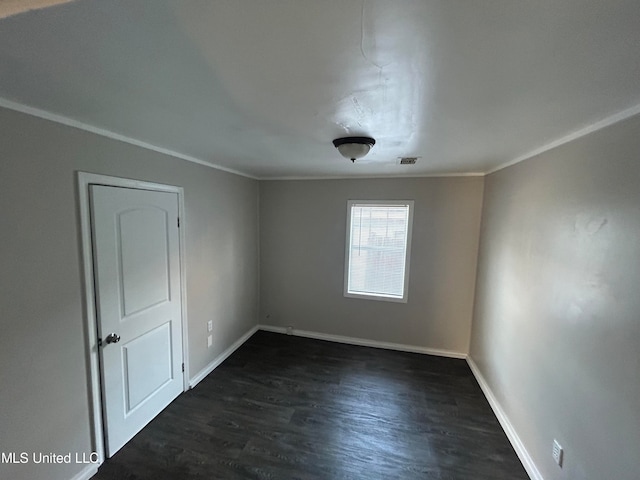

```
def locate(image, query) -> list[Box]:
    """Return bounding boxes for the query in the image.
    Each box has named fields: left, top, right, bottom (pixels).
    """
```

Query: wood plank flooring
left=92, top=331, right=528, bottom=480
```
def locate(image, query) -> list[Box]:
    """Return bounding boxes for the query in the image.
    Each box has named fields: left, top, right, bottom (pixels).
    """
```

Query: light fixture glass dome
left=332, top=137, right=376, bottom=162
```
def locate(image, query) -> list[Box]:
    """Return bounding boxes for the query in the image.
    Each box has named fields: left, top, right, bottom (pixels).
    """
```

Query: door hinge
left=177, top=217, right=180, bottom=228
left=182, top=363, right=185, bottom=372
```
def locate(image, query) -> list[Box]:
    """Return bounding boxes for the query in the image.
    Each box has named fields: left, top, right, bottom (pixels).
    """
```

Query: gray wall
left=470, top=114, right=640, bottom=479
left=260, top=177, right=484, bottom=354
left=0, top=107, right=259, bottom=480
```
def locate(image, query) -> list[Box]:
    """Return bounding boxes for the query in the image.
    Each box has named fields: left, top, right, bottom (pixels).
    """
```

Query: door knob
left=105, top=333, right=121, bottom=344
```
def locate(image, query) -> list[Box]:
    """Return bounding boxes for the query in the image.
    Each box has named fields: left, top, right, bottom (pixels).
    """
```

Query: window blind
left=345, top=202, right=412, bottom=300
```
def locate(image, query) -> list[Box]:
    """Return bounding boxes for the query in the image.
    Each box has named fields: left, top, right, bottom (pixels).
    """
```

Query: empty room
left=1, top=1, right=639, bottom=479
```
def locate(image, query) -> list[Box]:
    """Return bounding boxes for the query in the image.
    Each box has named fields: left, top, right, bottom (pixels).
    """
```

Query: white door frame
left=77, top=172, right=190, bottom=466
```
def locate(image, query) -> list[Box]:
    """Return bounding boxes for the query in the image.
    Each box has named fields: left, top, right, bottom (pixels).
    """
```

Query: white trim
left=487, top=102, right=640, bottom=175
left=76, top=172, right=190, bottom=467
left=262, top=172, right=485, bottom=180
left=4, top=96, right=640, bottom=181
left=69, top=464, right=99, bottom=480
left=77, top=173, right=106, bottom=466
left=177, top=188, right=191, bottom=391
left=189, top=325, right=259, bottom=388
left=466, top=357, right=544, bottom=480
left=0, top=97, right=257, bottom=180
left=258, top=325, right=467, bottom=359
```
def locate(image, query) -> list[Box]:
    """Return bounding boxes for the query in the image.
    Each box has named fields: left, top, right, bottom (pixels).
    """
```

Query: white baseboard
left=466, top=357, right=543, bottom=480
left=69, top=464, right=99, bottom=480
left=75, top=323, right=539, bottom=480
left=258, top=324, right=467, bottom=359
left=189, top=325, right=259, bottom=388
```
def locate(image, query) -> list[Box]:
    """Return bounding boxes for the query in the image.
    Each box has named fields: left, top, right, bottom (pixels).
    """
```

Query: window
left=344, top=200, right=414, bottom=302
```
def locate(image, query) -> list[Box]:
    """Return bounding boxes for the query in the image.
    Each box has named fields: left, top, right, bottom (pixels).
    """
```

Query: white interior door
left=90, top=185, right=184, bottom=457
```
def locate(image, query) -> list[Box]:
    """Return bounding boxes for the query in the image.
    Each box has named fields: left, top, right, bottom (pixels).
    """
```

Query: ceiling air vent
left=399, top=157, right=418, bottom=165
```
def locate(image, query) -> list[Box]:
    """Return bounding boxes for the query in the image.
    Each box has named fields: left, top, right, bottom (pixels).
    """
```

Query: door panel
left=122, top=321, right=173, bottom=413
left=119, top=207, right=171, bottom=317
left=90, top=185, right=183, bottom=457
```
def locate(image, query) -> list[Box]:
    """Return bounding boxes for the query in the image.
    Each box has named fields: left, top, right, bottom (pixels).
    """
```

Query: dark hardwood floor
left=92, top=331, right=528, bottom=480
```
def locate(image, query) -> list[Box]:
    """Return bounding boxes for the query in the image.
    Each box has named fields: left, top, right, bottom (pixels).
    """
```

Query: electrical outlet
left=207, top=320, right=213, bottom=332
left=207, top=335, right=212, bottom=348
left=552, top=439, right=563, bottom=467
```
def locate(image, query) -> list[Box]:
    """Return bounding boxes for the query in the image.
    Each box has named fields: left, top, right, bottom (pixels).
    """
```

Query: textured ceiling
left=1, top=0, right=639, bottom=178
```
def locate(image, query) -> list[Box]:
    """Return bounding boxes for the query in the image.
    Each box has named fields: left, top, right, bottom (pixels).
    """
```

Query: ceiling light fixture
left=332, top=136, right=376, bottom=162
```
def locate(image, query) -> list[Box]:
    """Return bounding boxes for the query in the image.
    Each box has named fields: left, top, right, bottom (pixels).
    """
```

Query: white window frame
left=343, top=199, right=414, bottom=303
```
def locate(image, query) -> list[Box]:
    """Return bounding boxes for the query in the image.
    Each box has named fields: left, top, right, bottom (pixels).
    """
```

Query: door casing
left=77, top=172, right=190, bottom=467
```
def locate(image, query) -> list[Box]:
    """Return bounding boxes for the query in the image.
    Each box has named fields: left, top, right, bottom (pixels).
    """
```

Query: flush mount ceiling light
left=332, top=136, right=376, bottom=162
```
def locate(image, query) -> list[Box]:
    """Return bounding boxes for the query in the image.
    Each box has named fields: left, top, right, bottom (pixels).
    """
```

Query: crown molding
left=3, top=95, right=639, bottom=181
left=262, top=172, right=485, bottom=181
left=487, top=102, right=640, bottom=175
left=0, top=97, right=258, bottom=180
